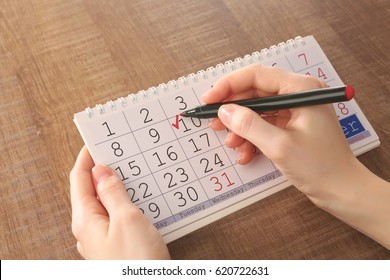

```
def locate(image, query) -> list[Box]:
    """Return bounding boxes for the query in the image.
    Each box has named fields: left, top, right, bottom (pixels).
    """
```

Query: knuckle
left=122, top=206, right=144, bottom=224
left=110, top=204, right=144, bottom=229
left=286, top=73, right=326, bottom=93
left=302, top=74, right=325, bottom=88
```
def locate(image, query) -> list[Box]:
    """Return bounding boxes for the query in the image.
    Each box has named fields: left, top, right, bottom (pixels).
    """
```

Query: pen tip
left=180, top=108, right=196, bottom=118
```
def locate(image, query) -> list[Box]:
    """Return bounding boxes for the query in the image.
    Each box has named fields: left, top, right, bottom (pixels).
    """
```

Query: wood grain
left=0, top=0, right=389, bottom=259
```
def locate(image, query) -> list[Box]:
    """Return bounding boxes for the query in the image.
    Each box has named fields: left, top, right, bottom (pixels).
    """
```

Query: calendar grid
left=94, top=131, right=134, bottom=146
left=122, top=109, right=177, bottom=222
left=190, top=85, right=248, bottom=190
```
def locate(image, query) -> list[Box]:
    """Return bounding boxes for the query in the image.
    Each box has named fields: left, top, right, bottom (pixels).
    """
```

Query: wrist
left=307, top=156, right=363, bottom=209
left=306, top=157, right=390, bottom=249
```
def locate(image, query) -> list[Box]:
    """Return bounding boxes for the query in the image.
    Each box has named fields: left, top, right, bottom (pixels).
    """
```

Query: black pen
left=180, top=85, right=354, bottom=119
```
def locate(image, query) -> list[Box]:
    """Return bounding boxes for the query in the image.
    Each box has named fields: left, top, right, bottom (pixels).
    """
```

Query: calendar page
left=74, top=35, right=380, bottom=242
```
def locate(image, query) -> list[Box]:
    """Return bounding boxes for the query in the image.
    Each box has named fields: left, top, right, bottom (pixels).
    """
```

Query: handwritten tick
left=172, top=114, right=179, bottom=129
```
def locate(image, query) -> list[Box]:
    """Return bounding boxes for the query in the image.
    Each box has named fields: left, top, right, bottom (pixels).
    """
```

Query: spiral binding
left=85, top=36, right=305, bottom=118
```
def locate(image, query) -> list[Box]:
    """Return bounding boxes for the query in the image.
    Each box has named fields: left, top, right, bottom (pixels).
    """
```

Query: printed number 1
left=102, top=122, right=115, bottom=137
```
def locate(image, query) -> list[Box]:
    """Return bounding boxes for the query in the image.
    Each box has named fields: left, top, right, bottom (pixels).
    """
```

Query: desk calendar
left=74, top=35, right=380, bottom=242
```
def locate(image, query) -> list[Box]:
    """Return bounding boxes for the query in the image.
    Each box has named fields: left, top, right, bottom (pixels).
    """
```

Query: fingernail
left=218, top=104, right=235, bottom=125
left=92, top=165, right=114, bottom=183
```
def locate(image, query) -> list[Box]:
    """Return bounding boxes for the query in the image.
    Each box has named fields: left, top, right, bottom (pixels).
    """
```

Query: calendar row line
left=289, top=60, right=325, bottom=74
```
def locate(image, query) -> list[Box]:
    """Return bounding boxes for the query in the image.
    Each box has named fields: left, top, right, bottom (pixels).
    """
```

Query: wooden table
left=1, top=0, right=389, bottom=259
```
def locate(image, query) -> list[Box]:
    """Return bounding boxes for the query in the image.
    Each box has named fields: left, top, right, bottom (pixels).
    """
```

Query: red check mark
left=172, top=114, right=179, bottom=129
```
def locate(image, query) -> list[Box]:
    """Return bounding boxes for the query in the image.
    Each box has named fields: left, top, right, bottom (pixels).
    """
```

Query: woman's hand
left=202, top=64, right=354, bottom=199
left=70, top=146, right=170, bottom=259
left=203, top=64, right=390, bottom=249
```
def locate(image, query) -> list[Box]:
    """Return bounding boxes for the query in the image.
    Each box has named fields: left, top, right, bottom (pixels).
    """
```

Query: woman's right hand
left=202, top=64, right=355, bottom=201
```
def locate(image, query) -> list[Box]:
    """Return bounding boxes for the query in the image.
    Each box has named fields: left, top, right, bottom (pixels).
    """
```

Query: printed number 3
left=175, top=96, right=187, bottom=110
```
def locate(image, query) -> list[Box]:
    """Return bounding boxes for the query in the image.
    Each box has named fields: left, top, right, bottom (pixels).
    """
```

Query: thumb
left=218, top=104, right=285, bottom=155
left=92, top=164, right=131, bottom=215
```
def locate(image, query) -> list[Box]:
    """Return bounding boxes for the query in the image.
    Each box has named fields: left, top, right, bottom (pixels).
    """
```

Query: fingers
left=70, top=147, right=108, bottom=232
left=235, top=140, right=255, bottom=164
left=202, top=64, right=290, bottom=104
left=70, top=146, right=135, bottom=222
left=202, top=64, right=327, bottom=106
left=224, top=131, right=245, bottom=148
left=70, top=146, right=95, bottom=203
left=218, top=104, right=285, bottom=157
left=92, top=165, right=135, bottom=219
left=209, top=118, right=226, bottom=131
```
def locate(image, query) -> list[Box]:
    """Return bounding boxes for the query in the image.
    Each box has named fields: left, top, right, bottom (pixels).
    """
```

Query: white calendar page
left=74, top=35, right=380, bottom=242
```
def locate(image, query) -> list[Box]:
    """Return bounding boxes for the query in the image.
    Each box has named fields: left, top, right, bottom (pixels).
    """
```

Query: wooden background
left=0, top=0, right=389, bottom=259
